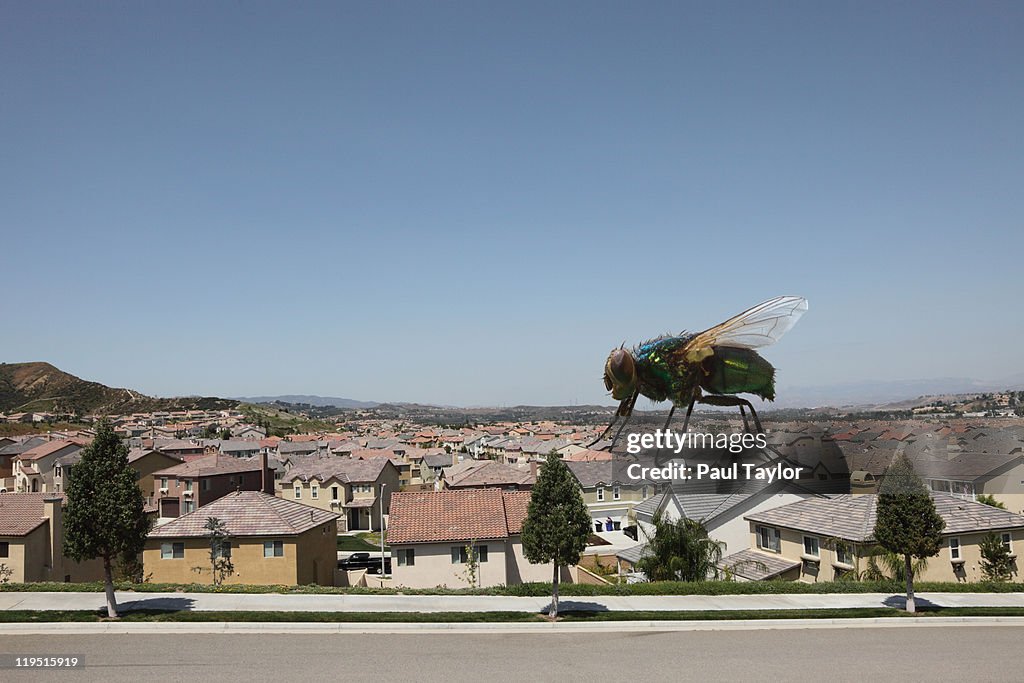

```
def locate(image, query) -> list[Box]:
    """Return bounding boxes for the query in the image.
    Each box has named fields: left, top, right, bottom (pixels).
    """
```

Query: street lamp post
left=380, top=483, right=387, bottom=577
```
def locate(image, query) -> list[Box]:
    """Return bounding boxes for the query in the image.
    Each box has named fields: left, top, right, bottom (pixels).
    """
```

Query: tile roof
left=0, top=493, right=64, bottom=535
left=745, top=492, right=1024, bottom=542
left=152, top=453, right=265, bottom=478
left=442, top=460, right=534, bottom=488
left=19, top=440, right=81, bottom=461
left=718, top=549, right=801, bottom=580
left=283, top=456, right=389, bottom=484
left=387, top=489, right=531, bottom=544
left=149, top=491, right=337, bottom=538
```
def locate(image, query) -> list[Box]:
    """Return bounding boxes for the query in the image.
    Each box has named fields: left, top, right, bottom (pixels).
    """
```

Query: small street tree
left=205, top=517, right=235, bottom=586
left=521, top=452, right=591, bottom=619
left=979, top=532, right=1014, bottom=582
left=873, top=453, right=944, bottom=613
left=64, top=420, right=151, bottom=617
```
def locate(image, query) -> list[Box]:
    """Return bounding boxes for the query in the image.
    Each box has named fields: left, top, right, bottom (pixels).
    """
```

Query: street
left=1, top=626, right=1021, bottom=682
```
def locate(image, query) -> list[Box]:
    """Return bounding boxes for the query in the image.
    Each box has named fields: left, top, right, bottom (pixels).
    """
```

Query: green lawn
left=336, top=532, right=388, bottom=552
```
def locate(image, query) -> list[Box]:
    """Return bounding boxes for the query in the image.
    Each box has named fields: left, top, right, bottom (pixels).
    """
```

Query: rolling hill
left=0, top=362, right=236, bottom=415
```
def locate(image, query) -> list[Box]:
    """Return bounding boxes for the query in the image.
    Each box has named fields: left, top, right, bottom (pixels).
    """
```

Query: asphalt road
left=1, top=626, right=1022, bottom=682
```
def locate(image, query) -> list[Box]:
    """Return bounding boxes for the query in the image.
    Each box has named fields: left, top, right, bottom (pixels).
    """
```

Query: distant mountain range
left=231, top=395, right=379, bottom=409
left=775, top=375, right=1024, bottom=410
left=4, top=361, right=1022, bottom=418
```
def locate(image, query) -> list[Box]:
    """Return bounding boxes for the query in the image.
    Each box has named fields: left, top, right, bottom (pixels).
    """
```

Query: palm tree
left=636, top=513, right=724, bottom=582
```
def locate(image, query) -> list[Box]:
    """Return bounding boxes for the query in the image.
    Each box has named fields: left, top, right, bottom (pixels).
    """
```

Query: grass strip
left=3, top=607, right=1024, bottom=623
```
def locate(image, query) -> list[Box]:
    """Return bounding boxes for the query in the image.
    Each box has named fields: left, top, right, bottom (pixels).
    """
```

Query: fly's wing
left=682, top=296, right=808, bottom=362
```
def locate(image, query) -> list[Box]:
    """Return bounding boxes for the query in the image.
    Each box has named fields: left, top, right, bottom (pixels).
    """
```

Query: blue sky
left=2, top=2, right=1022, bottom=406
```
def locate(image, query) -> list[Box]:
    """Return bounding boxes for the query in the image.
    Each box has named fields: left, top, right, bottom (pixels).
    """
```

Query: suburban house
left=0, top=437, right=47, bottom=492
left=565, top=460, right=652, bottom=532
left=0, top=493, right=104, bottom=583
left=128, top=448, right=185, bottom=510
left=145, top=491, right=338, bottom=586
left=279, top=457, right=399, bottom=532
left=13, top=439, right=83, bottom=493
left=731, top=492, right=1024, bottom=582
left=152, top=453, right=274, bottom=520
left=387, top=488, right=565, bottom=588
left=440, top=460, right=535, bottom=491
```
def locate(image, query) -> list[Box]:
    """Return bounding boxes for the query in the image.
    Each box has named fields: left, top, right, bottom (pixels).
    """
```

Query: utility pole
left=380, top=482, right=387, bottom=577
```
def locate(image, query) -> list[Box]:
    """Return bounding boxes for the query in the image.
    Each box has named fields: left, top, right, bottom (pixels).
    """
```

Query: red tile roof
left=387, top=489, right=531, bottom=544
left=152, top=453, right=264, bottom=478
left=0, top=493, right=64, bottom=535
left=149, top=491, right=337, bottom=538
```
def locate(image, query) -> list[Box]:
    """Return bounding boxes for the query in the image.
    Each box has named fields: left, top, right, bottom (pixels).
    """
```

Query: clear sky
left=2, top=2, right=1022, bottom=406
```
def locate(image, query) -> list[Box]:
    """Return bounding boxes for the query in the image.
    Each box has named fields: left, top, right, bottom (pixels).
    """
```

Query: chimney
left=43, top=496, right=64, bottom=581
left=260, top=452, right=269, bottom=494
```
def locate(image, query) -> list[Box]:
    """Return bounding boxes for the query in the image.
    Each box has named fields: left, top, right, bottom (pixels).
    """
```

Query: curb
left=2, top=616, right=1024, bottom=635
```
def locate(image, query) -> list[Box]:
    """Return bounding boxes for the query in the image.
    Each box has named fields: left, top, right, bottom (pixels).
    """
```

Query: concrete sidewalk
left=1, top=591, right=1023, bottom=613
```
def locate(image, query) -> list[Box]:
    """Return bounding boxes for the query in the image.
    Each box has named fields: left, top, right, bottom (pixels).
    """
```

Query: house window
left=803, top=536, right=820, bottom=558
left=263, top=540, right=284, bottom=558
left=55, top=465, right=61, bottom=477
left=294, top=487, right=301, bottom=499
left=213, top=541, right=231, bottom=559
left=311, top=486, right=319, bottom=499
left=612, top=486, right=620, bottom=501
left=202, top=479, right=210, bottom=492
left=160, top=477, right=168, bottom=489
left=160, top=542, right=185, bottom=559
left=183, top=501, right=195, bottom=514
left=239, top=475, right=244, bottom=486
left=451, top=545, right=489, bottom=564
left=642, top=485, right=649, bottom=499
left=596, top=487, right=605, bottom=502
left=397, top=548, right=415, bottom=566
left=836, top=543, right=855, bottom=566
left=756, top=525, right=780, bottom=553
left=184, top=479, right=193, bottom=492
left=0, top=541, right=8, bottom=558
left=1002, top=533, right=1013, bottom=555
left=332, top=486, right=339, bottom=500
left=949, top=537, right=961, bottom=561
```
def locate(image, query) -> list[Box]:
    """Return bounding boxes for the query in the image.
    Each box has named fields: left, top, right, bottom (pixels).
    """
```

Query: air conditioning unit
left=183, top=490, right=193, bottom=497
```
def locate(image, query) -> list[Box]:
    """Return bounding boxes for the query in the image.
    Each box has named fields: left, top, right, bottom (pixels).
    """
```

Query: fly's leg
left=609, top=391, right=638, bottom=450
left=661, top=405, right=676, bottom=432
left=678, top=385, right=701, bottom=435
left=698, top=395, right=764, bottom=434
left=587, top=415, right=619, bottom=448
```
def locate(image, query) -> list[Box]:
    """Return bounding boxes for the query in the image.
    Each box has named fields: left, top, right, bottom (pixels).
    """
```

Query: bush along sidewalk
left=2, top=580, right=1024, bottom=596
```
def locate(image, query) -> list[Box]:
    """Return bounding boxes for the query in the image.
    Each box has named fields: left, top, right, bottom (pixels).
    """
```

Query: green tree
left=219, top=428, right=232, bottom=440
left=976, top=494, right=1007, bottom=510
left=63, top=421, right=151, bottom=617
left=873, top=453, right=945, bottom=612
left=979, top=532, right=1014, bottom=582
left=521, top=452, right=591, bottom=619
left=636, top=513, right=724, bottom=582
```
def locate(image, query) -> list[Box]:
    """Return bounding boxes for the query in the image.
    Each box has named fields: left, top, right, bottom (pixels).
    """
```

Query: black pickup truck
left=338, top=553, right=391, bottom=573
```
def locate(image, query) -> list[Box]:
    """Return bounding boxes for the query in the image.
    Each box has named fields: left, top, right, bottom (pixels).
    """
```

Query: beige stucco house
left=387, top=489, right=565, bottom=588
left=0, top=493, right=104, bottom=583
left=279, top=456, right=399, bottom=532
left=731, top=492, right=1024, bottom=583
left=145, top=491, right=338, bottom=586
